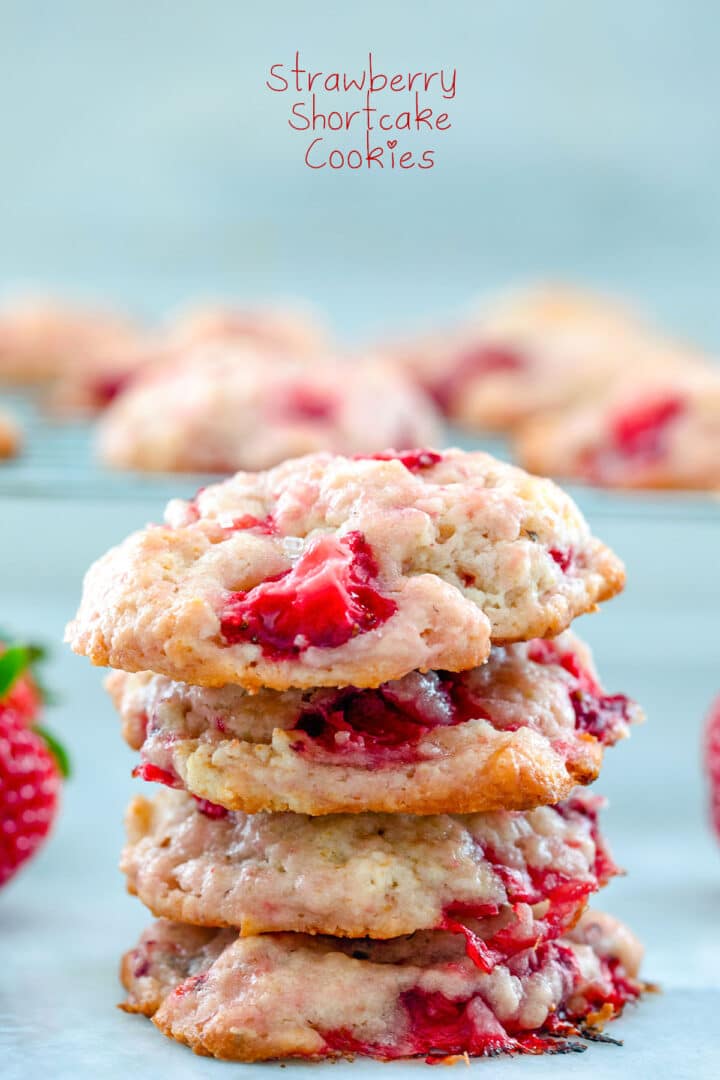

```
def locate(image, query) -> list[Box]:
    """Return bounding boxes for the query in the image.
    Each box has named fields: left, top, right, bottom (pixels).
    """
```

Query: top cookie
left=66, top=449, right=624, bottom=690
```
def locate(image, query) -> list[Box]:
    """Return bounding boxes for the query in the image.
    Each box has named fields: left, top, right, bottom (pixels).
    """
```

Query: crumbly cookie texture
left=0, top=410, right=21, bottom=458
left=120, top=910, right=644, bottom=1061
left=122, top=788, right=613, bottom=940
left=515, top=368, right=720, bottom=491
left=97, top=348, right=440, bottom=473
left=67, top=450, right=624, bottom=690
left=0, top=297, right=139, bottom=384
left=388, top=284, right=703, bottom=432
left=112, top=631, right=639, bottom=814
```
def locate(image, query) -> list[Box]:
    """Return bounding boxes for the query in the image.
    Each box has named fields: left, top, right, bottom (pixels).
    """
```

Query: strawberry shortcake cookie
left=67, top=434, right=646, bottom=1063
left=112, top=632, right=640, bottom=814
left=48, top=300, right=330, bottom=416
left=97, top=348, right=441, bottom=473
left=66, top=450, right=624, bottom=690
left=0, top=296, right=140, bottom=385
left=515, top=368, right=720, bottom=490
left=388, top=284, right=703, bottom=432
left=120, top=910, right=644, bottom=1061
left=122, top=788, right=615, bottom=942
left=167, top=300, right=329, bottom=355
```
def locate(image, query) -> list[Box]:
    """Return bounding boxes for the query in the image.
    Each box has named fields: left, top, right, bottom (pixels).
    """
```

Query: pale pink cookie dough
left=122, top=788, right=614, bottom=941
left=0, top=296, right=139, bottom=385
left=66, top=450, right=625, bottom=690
left=120, top=910, right=644, bottom=1061
left=388, top=284, right=704, bottom=432
left=515, top=367, right=720, bottom=490
left=97, top=347, right=441, bottom=473
left=112, top=632, right=640, bottom=814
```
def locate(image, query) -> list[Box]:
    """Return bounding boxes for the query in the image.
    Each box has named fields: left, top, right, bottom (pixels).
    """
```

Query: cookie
left=167, top=300, right=330, bottom=355
left=389, top=284, right=702, bottom=432
left=48, top=301, right=329, bottom=416
left=46, top=336, right=165, bottom=416
left=0, top=297, right=139, bottom=385
left=120, top=910, right=644, bottom=1061
left=0, top=409, right=21, bottom=459
left=515, top=369, right=720, bottom=490
left=66, top=450, right=624, bottom=690
left=112, top=632, right=640, bottom=814
left=97, top=348, right=441, bottom=473
left=122, top=788, right=614, bottom=941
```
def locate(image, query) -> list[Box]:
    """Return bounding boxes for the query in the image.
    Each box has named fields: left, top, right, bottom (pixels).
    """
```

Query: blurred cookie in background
left=97, top=344, right=441, bottom=474
left=386, top=284, right=705, bottom=433
left=515, top=367, right=720, bottom=490
left=168, top=300, right=331, bottom=356
left=49, top=299, right=332, bottom=417
left=47, top=334, right=166, bottom=416
left=0, top=408, right=21, bottom=459
left=0, top=296, right=141, bottom=387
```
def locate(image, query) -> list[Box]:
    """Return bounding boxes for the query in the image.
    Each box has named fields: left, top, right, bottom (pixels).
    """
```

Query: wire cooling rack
left=0, top=390, right=219, bottom=502
left=1, top=388, right=718, bottom=519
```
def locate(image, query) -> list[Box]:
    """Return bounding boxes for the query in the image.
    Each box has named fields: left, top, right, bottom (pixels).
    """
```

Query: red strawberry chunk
left=610, top=395, right=685, bottom=459
left=221, top=531, right=397, bottom=658
left=358, top=449, right=443, bottom=472
left=429, top=344, right=526, bottom=413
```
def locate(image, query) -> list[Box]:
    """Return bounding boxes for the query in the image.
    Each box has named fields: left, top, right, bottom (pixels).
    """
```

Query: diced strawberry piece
left=221, top=531, right=396, bottom=658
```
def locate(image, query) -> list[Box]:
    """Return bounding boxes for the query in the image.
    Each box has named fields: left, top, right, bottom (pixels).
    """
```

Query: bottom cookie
left=121, top=910, right=644, bottom=1062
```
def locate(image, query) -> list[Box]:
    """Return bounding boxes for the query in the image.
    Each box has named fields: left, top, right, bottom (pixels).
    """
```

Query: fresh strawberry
left=0, top=636, right=68, bottom=887
left=0, top=636, right=49, bottom=724
left=0, top=710, right=62, bottom=886
left=704, top=695, right=720, bottom=841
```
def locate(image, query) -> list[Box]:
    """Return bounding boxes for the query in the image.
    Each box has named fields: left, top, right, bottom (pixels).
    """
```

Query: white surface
left=1, top=493, right=720, bottom=1077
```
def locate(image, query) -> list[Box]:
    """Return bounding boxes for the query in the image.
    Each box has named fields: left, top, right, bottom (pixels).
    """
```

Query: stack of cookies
left=67, top=448, right=646, bottom=1062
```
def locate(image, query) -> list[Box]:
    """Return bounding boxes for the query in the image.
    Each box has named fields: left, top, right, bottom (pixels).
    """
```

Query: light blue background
left=1, top=4, right=720, bottom=1077
left=0, top=1, right=719, bottom=342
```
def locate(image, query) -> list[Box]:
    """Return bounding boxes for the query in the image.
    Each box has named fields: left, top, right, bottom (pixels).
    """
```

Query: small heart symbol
left=387, top=139, right=398, bottom=149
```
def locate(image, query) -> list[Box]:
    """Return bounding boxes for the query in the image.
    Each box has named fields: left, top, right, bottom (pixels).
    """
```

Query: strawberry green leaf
left=25, top=643, right=48, bottom=664
left=33, top=725, right=71, bottom=779
left=0, top=635, right=54, bottom=704
left=0, top=645, right=30, bottom=698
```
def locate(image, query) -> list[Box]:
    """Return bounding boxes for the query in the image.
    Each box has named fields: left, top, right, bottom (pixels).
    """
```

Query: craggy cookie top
left=67, top=449, right=624, bottom=689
